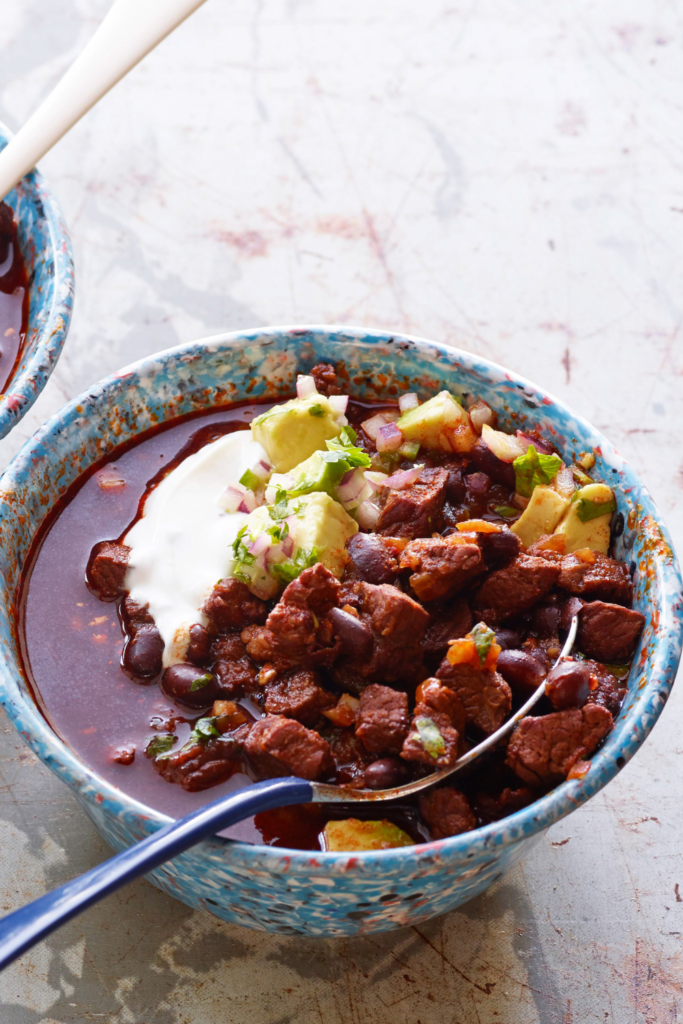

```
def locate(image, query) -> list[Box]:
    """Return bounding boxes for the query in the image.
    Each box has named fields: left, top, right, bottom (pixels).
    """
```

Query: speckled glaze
left=0, top=123, right=74, bottom=437
left=0, top=327, right=680, bottom=936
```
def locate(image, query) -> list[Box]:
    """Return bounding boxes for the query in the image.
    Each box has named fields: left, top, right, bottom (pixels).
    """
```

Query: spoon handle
left=0, top=0, right=209, bottom=200
left=0, top=776, right=312, bottom=972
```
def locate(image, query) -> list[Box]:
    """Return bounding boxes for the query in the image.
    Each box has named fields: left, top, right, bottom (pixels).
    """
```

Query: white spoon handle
left=0, top=0, right=209, bottom=200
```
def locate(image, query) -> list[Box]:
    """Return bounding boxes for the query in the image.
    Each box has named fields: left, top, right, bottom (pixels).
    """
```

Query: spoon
left=0, top=0, right=209, bottom=201
left=0, top=615, right=578, bottom=970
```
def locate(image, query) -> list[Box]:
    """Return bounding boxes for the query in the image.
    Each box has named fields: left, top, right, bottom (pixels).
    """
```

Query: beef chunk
left=309, top=361, right=342, bottom=396
left=376, top=467, right=449, bottom=539
left=582, top=660, right=627, bottom=716
left=203, top=578, right=267, bottom=633
left=506, top=703, right=613, bottom=786
left=213, top=651, right=258, bottom=697
left=577, top=601, right=645, bottom=663
left=474, top=786, right=535, bottom=825
left=423, top=598, right=473, bottom=660
left=244, top=715, right=333, bottom=780
left=121, top=596, right=154, bottom=630
left=401, top=707, right=460, bottom=768
left=87, top=541, right=130, bottom=600
left=356, top=684, right=409, bottom=755
left=436, top=660, right=512, bottom=735
left=346, top=533, right=399, bottom=585
left=263, top=669, right=336, bottom=726
left=399, top=537, right=484, bottom=602
left=558, top=553, right=633, bottom=605
left=418, top=787, right=476, bottom=840
left=473, top=554, right=560, bottom=624
left=476, top=527, right=520, bottom=571
left=324, top=726, right=373, bottom=785
left=417, top=676, right=467, bottom=734
left=333, top=580, right=429, bottom=692
left=154, top=727, right=249, bottom=792
left=243, top=564, right=341, bottom=670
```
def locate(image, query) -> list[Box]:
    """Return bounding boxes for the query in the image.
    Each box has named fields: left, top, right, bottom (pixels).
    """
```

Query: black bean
left=496, top=649, right=546, bottom=695
left=122, top=625, right=164, bottom=679
left=493, top=627, right=524, bottom=650
left=531, top=604, right=561, bottom=637
left=477, top=528, right=520, bottom=570
left=468, top=439, right=516, bottom=489
left=186, top=623, right=212, bottom=665
left=363, top=758, right=411, bottom=790
left=446, top=468, right=466, bottom=504
left=329, top=607, right=373, bottom=661
left=346, top=533, right=398, bottom=585
left=465, top=471, right=491, bottom=497
left=560, top=596, right=585, bottom=633
left=161, top=664, right=222, bottom=709
left=545, top=659, right=592, bottom=709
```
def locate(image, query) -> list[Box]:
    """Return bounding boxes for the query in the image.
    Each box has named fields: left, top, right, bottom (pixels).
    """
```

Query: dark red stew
left=20, top=363, right=644, bottom=851
left=0, top=202, right=29, bottom=392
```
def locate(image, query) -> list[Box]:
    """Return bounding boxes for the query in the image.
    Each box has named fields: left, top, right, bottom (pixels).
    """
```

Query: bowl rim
left=1, top=324, right=681, bottom=873
left=0, top=121, right=74, bottom=439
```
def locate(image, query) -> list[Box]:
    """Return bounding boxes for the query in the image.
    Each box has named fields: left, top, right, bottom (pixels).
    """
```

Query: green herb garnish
left=513, top=444, right=563, bottom=498
left=271, top=546, right=320, bottom=585
left=308, top=403, right=325, bottom=417
left=575, top=494, right=617, bottom=523
left=239, top=468, right=262, bottom=491
left=231, top=525, right=256, bottom=565
left=494, top=505, right=520, bottom=520
left=324, top=425, right=372, bottom=469
left=414, top=717, right=446, bottom=759
left=267, top=521, right=289, bottom=543
left=471, top=621, right=496, bottom=666
left=603, top=663, right=630, bottom=680
left=189, top=717, right=220, bottom=744
left=145, top=734, right=176, bottom=759
left=190, top=673, right=213, bottom=692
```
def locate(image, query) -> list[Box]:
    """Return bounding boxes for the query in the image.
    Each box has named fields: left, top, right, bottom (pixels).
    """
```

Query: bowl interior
left=0, top=124, right=74, bottom=439
left=0, top=326, right=680, bottom=870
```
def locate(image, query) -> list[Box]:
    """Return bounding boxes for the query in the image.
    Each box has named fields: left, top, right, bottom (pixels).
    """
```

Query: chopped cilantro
left=189, top=717, right=220, bottom=744
left=513, top=444, right=563, bottom=498
left=603, top=662, right=630, bottom=680
left=271, top=547, right=319, bottom=585
left=190, top=673, right=213, bottom=692
left=145, top=734, right=176, bottom=759
left=494, top=505, right=520, bottom=520
left=308, top=403, right=325, bottom=417
left=239, top=468, right=262, bottom=491
left=414, top=717, right=446, bottom=759
left=575, top=494, right=617, bottom=523
left=325, top=425, right=372, bottom=469
left=231, top=525, right=256, bottom=565
left=471, top=622, right=496, bottom=666
left=267, top=521, right=289, bottom=543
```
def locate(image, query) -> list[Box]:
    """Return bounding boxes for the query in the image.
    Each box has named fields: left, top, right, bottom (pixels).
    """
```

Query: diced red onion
left=249, top=532, right=270, bottom=557
left=382, top=464, right=422, bottom=489
left=376, top=422, right=403, bottom=453
left=481, top=424, right=527, bottom=463
left=516, top=431, right=555, bottom=456
left=398, top=392, right=419, bottom=413
left=363, top=471, right=387, bottom=492
left=250, top=459, right=272, bottom=482
left=337, top=468, right=365, bottom=502
left=468, top=400, right=495, bottom=434
left=361, top=410, right=399, bottom=441
left=281, top=534, right=294, bottom=557
left=296, top=375, right=318, bottom=399
left=221, top=484, right=248, bottom=513
left=238, top=489, right=257, bottom=514
left=356, top=500, right=381, bottom=530
left=328, top=395, right=349, bottom=414
left=554, top=464, right=575, bottom=498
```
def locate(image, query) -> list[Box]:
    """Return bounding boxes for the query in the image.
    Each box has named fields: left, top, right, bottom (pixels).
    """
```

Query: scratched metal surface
left=0, top=0, right=681, bottom=1020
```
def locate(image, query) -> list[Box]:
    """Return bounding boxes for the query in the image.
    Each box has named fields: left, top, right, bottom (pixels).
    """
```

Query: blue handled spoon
left=0, top=616, right=577, bottom=970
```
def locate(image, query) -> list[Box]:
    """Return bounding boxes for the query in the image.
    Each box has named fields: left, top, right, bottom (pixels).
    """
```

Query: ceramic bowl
left=0, top=326, right=680, bottom=937
left=0, top=123, right=74, bottom=438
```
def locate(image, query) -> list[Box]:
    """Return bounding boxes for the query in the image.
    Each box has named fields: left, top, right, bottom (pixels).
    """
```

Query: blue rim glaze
left=0, top=122, right=74, bottom=438
left=0, top=326, right=679, bottom=936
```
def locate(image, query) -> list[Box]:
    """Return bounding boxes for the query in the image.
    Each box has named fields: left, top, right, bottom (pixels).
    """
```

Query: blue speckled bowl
left=0, top=327, right=680, bottom=936
left=0, top=122, right=74, bottom=437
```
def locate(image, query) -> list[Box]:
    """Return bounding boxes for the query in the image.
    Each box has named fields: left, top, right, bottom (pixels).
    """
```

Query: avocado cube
left=553, top=483, right=615, bottom=554
left=252, top=395, right=342, bottom=472
left=276, top=450, right=349, bottom=499
left=511, top=485, right=570, bottom=548
left=397, top=391, right=477, bottom=453
left=322, top=818, right=415, bottom=852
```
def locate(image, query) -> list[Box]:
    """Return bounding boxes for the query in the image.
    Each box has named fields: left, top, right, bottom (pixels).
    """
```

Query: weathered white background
left=0, top=0, right=682, bottom=1021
